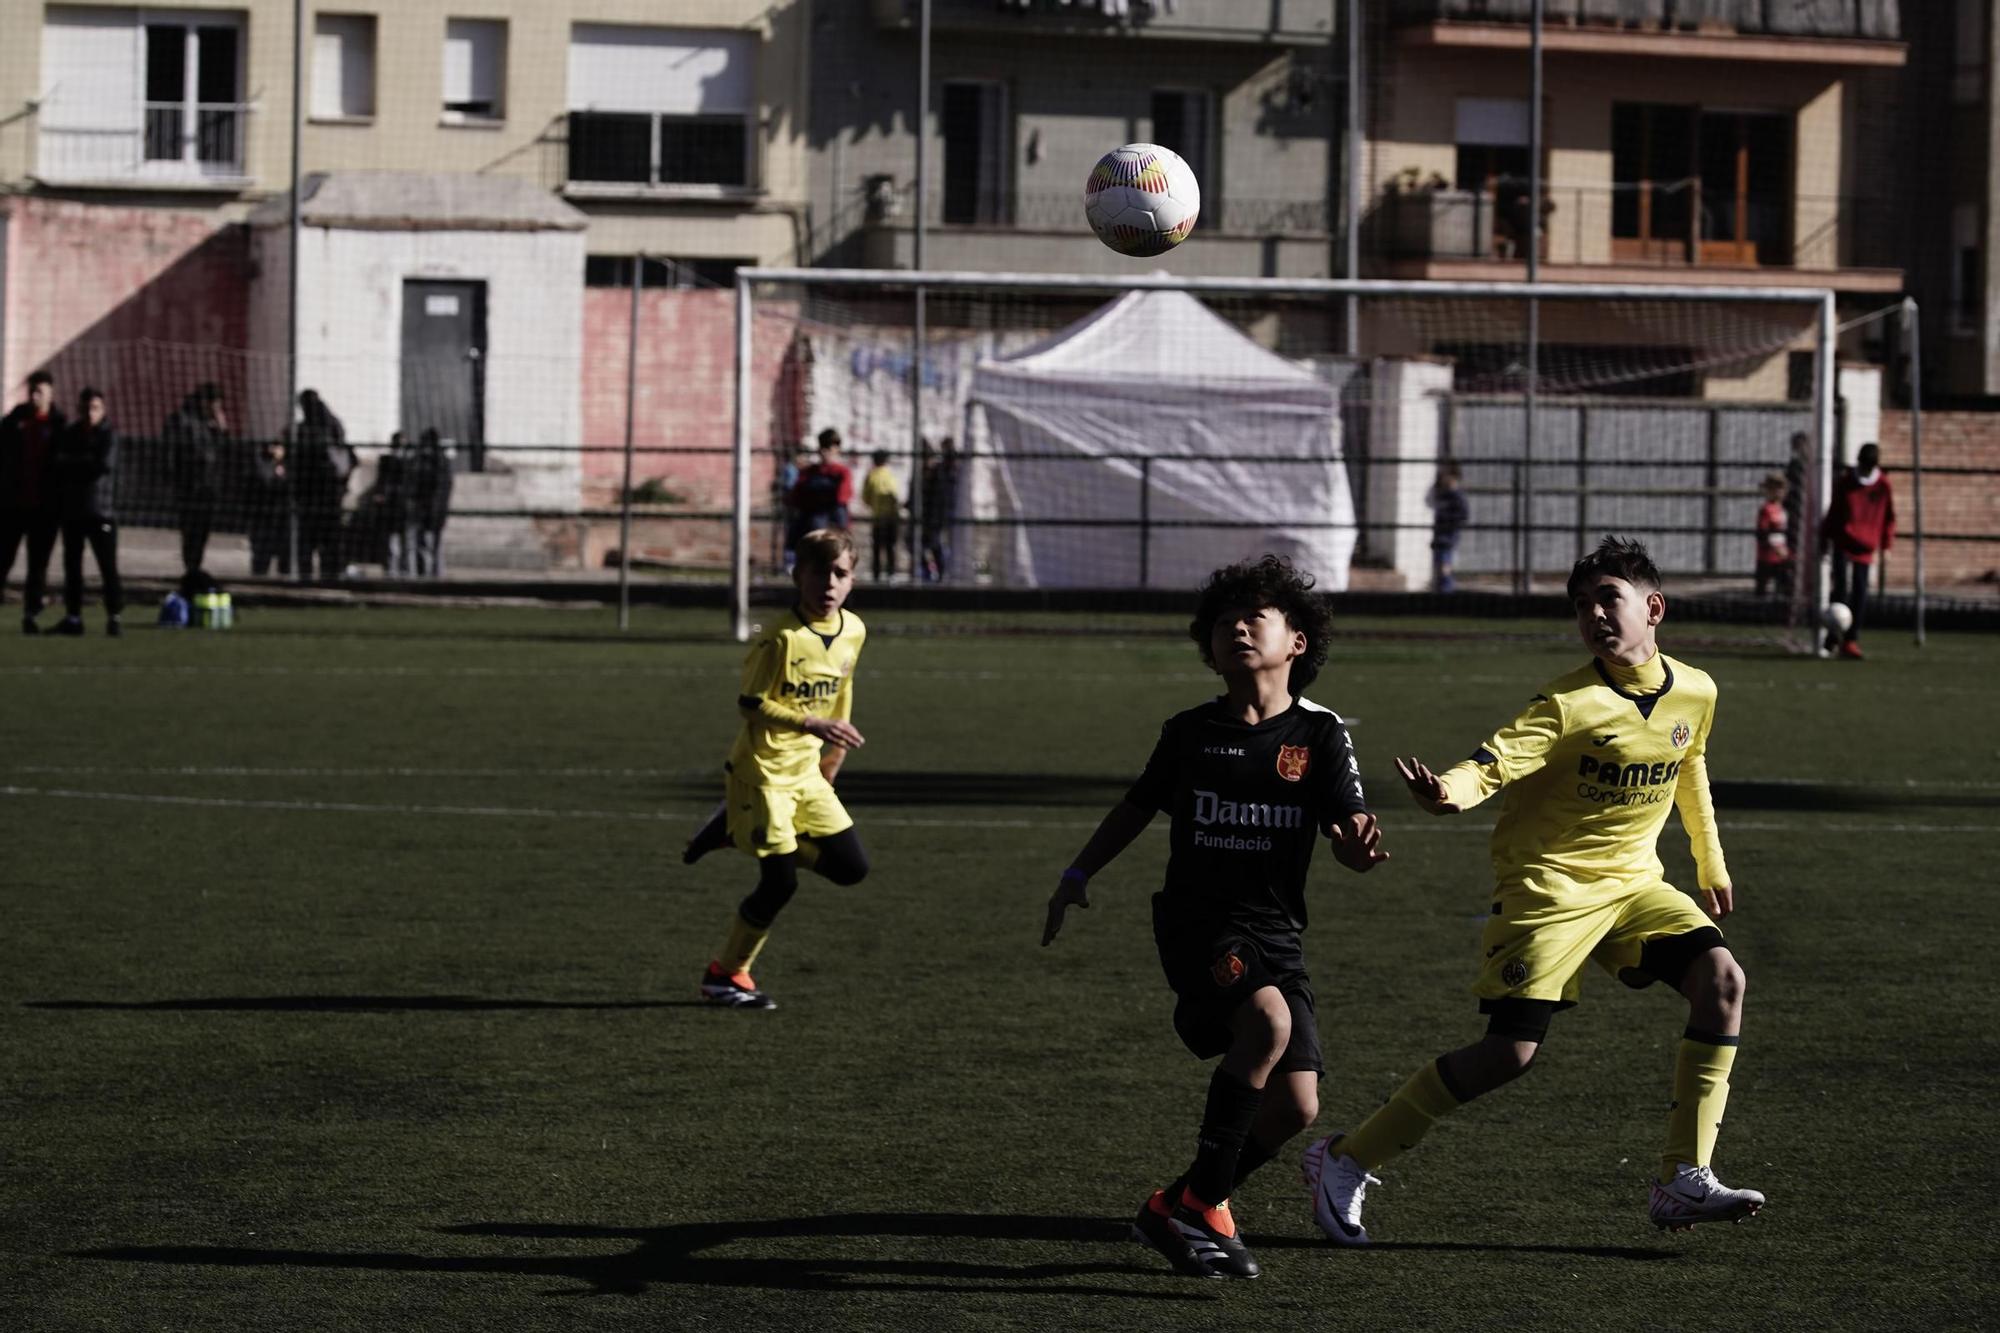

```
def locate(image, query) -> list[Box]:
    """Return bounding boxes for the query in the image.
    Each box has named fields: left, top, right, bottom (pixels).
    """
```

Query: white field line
left=8, top=765, right=1999, bottom=793
left=1, top=785, right=1996, bottom=835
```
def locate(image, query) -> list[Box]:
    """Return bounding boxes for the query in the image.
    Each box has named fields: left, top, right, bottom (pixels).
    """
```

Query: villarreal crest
left=1671, top=721, right=1691, bottom=748
left=1276, top=745, right=1311, bottom=782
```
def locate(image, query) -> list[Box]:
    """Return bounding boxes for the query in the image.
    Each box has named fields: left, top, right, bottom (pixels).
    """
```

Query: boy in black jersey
left=1043, top=556, right=1387, bottom=1280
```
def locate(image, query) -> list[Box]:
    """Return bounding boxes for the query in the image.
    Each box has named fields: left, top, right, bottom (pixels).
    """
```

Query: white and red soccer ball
left=1084, top=143, right=1200, bottom=258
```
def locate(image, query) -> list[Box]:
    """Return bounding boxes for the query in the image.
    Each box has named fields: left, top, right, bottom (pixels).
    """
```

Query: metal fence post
left=617, top=256, right=643, bottom=631
left=1138, top=454, right=1153, bottom=588
left=1703, top=403, right=1720, bottom=575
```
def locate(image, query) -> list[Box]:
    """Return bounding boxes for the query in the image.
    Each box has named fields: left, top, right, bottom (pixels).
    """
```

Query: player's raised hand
left=803, top=716, right=866, bottom=749
left=1700, top=882, right=1735, bottom=921
left=1328, top=811, right=1388, bottom=872
left=1041, top=868, right=1090, bottom=947
left=1394, top=756, right=1459, bottom=814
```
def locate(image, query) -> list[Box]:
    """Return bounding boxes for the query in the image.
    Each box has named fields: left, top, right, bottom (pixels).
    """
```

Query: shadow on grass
left=26, top=996, right=711, bottom=1013
left=76, top=1212, right=1213, bottom=1301
left=664, top=770, right=1133, bottom=807
left=1712, top=780, right=1998, bottom=812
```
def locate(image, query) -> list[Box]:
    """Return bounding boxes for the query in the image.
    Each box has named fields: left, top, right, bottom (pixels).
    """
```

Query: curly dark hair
left=1566, top=535, right=1662, bottom=599
left=1189, top=555, right=1332, bottom=692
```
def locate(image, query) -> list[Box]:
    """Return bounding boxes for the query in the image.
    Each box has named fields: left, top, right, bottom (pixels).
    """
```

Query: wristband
left=1060, top=867, right=1089, bottom=889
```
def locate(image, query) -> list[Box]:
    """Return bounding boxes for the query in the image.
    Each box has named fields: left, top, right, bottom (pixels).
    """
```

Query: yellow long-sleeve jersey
left=727, top=607, right=866, bottom=788
left=1437, top=653, right=1729, bottom=897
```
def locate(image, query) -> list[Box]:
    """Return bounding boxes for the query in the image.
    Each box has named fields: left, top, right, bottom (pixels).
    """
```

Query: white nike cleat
left=1648, top=1163, right=1765, bottom=1231
left=1303, top=1134, right=1379, bottom=1245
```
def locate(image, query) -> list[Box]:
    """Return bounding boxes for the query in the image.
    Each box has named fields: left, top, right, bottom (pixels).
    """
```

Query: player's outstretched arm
left=1042, top=800, right=1154, bottom=946
left=1394, top=756, right=1460, bottom=815
left=1326, top=810, right=1389, bottom=872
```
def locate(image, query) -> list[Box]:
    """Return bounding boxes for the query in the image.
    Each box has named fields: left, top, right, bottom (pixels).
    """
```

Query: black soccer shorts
left=1151, top=897, right=1324, bottom=1077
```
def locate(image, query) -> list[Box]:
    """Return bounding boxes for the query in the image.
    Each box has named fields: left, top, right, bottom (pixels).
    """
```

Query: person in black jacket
left=292, top=389, right=354, bottom=581
left=1, top=370, right=67, bottom=632
left=247, top=439, right=293, bottom=577
left=50, top=387, right=123, bottom=637
left=410, top=428, right=453, bottom=577
left=164, top=383, right=228, bottom=579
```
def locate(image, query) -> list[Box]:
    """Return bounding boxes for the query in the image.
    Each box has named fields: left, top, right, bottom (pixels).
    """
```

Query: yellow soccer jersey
left=726, top=607, right=866, bottom=788
left=1437, top=653, right=1729, bottom=897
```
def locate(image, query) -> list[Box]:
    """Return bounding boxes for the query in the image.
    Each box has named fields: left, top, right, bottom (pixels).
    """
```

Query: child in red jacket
left=1753, top=473, right=1790, bottom=599
left=1819, top=443, right=1895, bottom=658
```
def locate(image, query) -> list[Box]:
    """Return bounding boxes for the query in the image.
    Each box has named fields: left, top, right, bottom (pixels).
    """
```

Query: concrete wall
left=1876, top=410, right=2000, bottom=589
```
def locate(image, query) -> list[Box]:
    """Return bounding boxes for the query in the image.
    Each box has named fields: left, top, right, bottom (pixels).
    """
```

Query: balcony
left=869, top=0, right=1335, bottom=45
left=35, top=102, right=253, bottom=189
left=1364, top=181, right=1902, bottom=291
left=855, top=187, right=1336, bottom=278
left=1393, top=0, right=1904, bottom=64
left=517, top=113, right=763, bottom=202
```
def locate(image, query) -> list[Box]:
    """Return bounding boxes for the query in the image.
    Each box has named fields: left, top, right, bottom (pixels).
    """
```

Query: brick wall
left=1876, top=411, right=2000, bottom=589
left=2, top=197, right=251, bottom=429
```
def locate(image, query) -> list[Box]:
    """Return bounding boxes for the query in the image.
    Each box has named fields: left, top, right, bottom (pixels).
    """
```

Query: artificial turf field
left=2, top=604, right=1995, bottom=1332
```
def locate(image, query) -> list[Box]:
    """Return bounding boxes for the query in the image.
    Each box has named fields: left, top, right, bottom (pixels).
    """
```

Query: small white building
left=248, top=173, right=588, bottom=538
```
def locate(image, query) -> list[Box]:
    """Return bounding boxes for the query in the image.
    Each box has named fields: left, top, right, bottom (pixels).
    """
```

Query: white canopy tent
left=966, top=289, right=1357, bottom=590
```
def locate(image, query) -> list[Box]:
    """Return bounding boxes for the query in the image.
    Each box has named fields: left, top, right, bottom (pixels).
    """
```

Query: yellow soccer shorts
left=726, top=771, right=854, bottom=859
left=1474, top=877, right=1716, bottom=1005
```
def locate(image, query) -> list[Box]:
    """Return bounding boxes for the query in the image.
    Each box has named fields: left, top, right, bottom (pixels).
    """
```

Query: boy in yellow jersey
left=683, top=528, right=870, bottom=1008
left=1304, top=536, right=1763, bottom=1240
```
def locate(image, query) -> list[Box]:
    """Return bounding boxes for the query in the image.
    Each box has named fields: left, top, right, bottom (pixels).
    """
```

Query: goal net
left=733, top=269, right=1835, bottom=647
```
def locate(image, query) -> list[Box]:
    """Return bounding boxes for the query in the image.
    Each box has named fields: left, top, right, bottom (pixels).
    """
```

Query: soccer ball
left=1084, top=143, right=1200, bottom=258
left=1822, top=601, right=1854, bottom=634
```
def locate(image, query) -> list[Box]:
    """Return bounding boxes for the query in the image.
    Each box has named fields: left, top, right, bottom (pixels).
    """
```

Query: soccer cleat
left=105, top=616, right=122, bottom=639
left=53, top=615, right=85, bottom=637
left=699, top=961, right=775, bottom=1009
left=1168, top=1192, right=1260, bottom=1279
left=1838, top=640, right=1863, bottom=660
left=1303, top=1134, right=1380, bottom=1245
left=681, top=801, right=732, bottom=865
left=1130, top=1190, right=1221, bottom=1279
left=1649, top=1164, right=1765, bottom=1232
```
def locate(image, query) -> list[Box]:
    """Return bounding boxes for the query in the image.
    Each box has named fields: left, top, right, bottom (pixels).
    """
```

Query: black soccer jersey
left=1126, top=696, right=1367, bottom=935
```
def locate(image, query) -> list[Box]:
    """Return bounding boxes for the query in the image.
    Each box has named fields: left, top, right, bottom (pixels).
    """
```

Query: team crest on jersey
left=1501, top=959, right=1528, bottom=988
left=1671, top=720, right=1691, bottom=748
left=1275, top=745, right=1311, bottom=782
left=1211, top=953, right=1247, bottom=988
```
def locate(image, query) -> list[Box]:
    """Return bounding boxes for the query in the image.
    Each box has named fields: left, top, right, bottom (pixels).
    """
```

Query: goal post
left=733, top=267, right=1838, bottom=648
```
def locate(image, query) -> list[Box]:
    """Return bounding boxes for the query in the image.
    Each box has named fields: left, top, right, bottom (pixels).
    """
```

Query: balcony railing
left=1365, top=181, right=1896, bottom=271
left=1390, top=0, right=1900, bottom=41
left=871, top=0, right=1337, bottom=43
left=867, top=186, right=1334, bottom=236
left=37, top=102, right=252, bottom=185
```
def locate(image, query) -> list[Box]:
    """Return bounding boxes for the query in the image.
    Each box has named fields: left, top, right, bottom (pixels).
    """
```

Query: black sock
left=1182, top=1068, right=1263, bottom=1209
left=1229, top=1133, right=1284, bottom=1192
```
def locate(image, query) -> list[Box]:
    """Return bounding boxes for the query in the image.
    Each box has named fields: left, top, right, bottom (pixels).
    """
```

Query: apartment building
left=1359, top=0, right=1906, bottom=398
left=0, top=0, right=808, bottom=529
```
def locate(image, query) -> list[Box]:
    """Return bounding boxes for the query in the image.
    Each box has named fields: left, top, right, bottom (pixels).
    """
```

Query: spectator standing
left=920, top=436, right=960, bottom=583
left=50, top=387, right=123, bottom=637
left=1426, top=462, right=1469, bottom=594
left=861, top=449, right=903, bottom=581
left=787, top=428, right=854, bottom=555
left=1753, top=473, right=1791, bottom=599
left=1819, top=441, right=1895, bottom=659
left=292, top=389, right=353, bottom=581
left=371, top=432, right=414, bottom=574
left=164, top=383, right=229, bottom=581
left=248, top=440, right=293, bottom=576
left=410, top=428, right=453, bottom=577
left=0, top=370, right=66, bottom=633
left=773, top=443, right=804, bottom=570
left=1782, top=430, right=1810, bottom=564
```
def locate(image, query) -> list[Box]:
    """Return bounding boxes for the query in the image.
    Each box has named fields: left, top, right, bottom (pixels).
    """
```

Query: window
left=1613, top=103, right=1790, bottom=266
left=38, top=8, right=247, bottom=183
left=566, top=25, right=755, bottom=190
left=443, top=18, right=507, bottom=122
left=584, top=256, right=748, bottom=288
left=942, top=81, right=1007, bottom=225
left=1454, top=97, right=1531, bottom=258
left=1151, top=89, right=1212, bottom=226
left=312, top=14, right=376, bottom=120
left=1955, top=0, right=1984, bottom=106
left=1952, top=203, right=1981, bottom=335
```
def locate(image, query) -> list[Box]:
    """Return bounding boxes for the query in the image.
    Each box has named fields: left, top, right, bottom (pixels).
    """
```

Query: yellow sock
left=1660, top=1028, right=1738, bottom=1183
left=718, top=911, right=771, bottom=976
left=1338, top=1059, right=1466, bottom=1171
